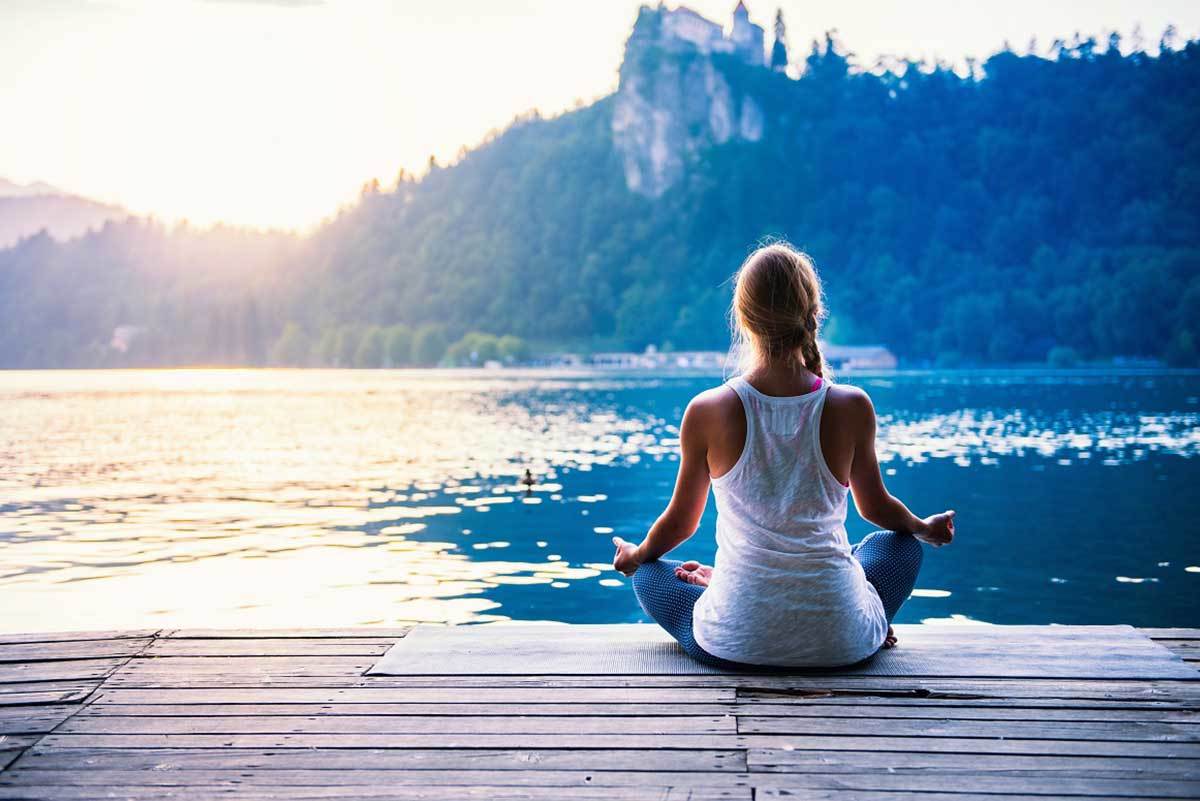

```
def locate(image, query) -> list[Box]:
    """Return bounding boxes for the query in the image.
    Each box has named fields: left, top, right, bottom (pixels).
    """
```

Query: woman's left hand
left=612, top=536, right=643, bottom=576
left=916, top=510, right=956, bottom=547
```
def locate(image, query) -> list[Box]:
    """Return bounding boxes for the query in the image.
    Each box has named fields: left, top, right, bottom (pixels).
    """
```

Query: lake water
left=1, top=368, right=1197, bottom=633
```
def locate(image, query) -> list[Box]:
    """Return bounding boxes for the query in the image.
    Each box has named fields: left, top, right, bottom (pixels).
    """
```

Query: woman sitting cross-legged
left=612, top=242, right=956, bottom=668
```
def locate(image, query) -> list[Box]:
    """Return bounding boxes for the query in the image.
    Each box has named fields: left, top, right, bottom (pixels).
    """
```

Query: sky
left=2, top=0, right=1198, bottom=230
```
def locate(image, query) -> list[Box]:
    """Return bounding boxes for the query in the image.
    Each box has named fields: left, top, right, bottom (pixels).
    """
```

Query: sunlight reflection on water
left=1, top=368, right=1197, bottom=631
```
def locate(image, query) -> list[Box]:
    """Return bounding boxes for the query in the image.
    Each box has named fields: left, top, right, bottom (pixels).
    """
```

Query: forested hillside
left=1, top=29, right=1197, bottom=368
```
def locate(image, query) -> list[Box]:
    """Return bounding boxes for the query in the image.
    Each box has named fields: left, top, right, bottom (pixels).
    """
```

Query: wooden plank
left=748, top=748, right=1200, bottom=777
left=756, top=793, right=1191, bottom=801
left=164, top=629, right=412, bottom=639
left=95, top=674, right=1200, bottom=700
left=0, top=684, right=94, bottom=706
left=37, top=733, right=739, bottom=749
left=0, top=768, right=754, bottom=787
left=1160, top=641, right=1200, bottom=658
left=735, top=691, right=1200, bottom=710
left=0, top=631, right=155, bottom=646
left=373, top=624, right=1197, bottom=679
left=114, top=656, right=374, bottom=676
left=0, top=787, right=750, bottom=800
left=15, top=747, right=748, bottom=771
left=736, top=702, right=1199, bottom=722
left=0, top=639, right=152, bottom=664
left=144, top=639, right=394, bottom=657
left=72, top=701, right=1200, bottom=722
left=724, top=676, right=1200, bottom=700
left=58, top=714, right=736, bottom=735
left=739, top=715, right=1199, bottom=741
left=8, top=767, right=1195, bottom=797
left=738, top=734, right=1200, bottom=758
left=77, top=703, right=738, bottom=717
left=0, top=706, right=76, bottom=735
left=0, top=736, right=39, bottom=754
left=92, top=687, right=736, bottom=704
left=379, top=675, right=1200, bottom=698
left=0, top=659, right=123, bottom=685
left=1141, top=628, right=1200, bottom=639
left=747, top=775, right=1199, bottom=798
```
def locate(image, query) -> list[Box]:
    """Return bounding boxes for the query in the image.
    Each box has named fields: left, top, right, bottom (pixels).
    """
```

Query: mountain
left=0, top=179, right=128, bottom=248
left=1, top=4, right=1198, bottom=369
left=0, top=178, right=64, bottom=197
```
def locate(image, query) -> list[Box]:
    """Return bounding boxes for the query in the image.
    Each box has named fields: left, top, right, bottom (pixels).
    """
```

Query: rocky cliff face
left=612, top=5, right=767, bottom=198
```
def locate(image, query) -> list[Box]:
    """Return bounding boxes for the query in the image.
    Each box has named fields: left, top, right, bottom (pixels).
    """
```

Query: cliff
left=612, top=4, right=769, bottom=197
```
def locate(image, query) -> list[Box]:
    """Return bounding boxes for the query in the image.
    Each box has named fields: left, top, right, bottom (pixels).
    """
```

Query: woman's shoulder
left=825, top=381, right=871, bottom=405
left=680, top=383, right=743, bottom=432
left=686, top=383, right=742, bottom=417
left=823, top=381, right=875, bottom=425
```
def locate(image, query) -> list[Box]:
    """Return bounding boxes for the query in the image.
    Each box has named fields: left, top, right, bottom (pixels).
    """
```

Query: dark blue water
left=368, top=370, right=1200, bottom=627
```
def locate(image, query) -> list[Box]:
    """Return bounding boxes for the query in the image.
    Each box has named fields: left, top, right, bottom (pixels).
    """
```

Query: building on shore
left=537, top=343, right=897, bottom=371
left=822, top=344, right=898, bottom=371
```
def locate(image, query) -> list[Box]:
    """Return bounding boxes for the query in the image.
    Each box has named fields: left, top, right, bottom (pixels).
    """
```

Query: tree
left=354, top=326, right=385, bottom=368
left=240, top=297, right=266, bottom=366
left=271, top=322, right=310, bottom=366
left=771, top=9, right=788, bottom=71
left=315, top=328, right=340, bottom=367
left=1047, top=346, right=1080, bottom=368
left=1166, top=331, right=1197, bottom=367
left=384, top=324, right=413, bottom=367
left=334, top=325, right=359, bottom=367
left=446, top=332, right=501, bottom=366
left=412, top=324, right=448, bottom=366
left=497, top=334, right=530, bottom=363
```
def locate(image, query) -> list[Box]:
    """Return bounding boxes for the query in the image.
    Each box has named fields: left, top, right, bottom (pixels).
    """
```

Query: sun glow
left=0, top=0, right=634, bottom=229
left=2, top=0, right=1197, bottom=228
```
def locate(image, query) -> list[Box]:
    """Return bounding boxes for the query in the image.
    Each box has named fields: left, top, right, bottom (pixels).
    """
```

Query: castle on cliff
left=613, top=3, right=784, bottom=197
left=632, top=1, right=769, bottom=66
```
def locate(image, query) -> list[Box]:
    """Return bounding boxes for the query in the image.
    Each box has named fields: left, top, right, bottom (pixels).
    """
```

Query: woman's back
left=691, top=375, right=888, bottom=667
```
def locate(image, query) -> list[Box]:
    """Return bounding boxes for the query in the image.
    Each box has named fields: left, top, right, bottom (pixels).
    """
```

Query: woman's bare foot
left=675, top=561, right=713, bottom=587
left=882, top=626, right=898, bottom=648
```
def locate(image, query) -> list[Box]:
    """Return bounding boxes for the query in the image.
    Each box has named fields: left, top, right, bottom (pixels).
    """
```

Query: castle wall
left=660, top=7, right=723, bottom=52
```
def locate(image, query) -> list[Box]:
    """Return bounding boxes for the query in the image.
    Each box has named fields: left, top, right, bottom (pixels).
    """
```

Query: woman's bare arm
left=613, top=395, right=715, bottom=574
left=846, top=389, right=955, bottom=546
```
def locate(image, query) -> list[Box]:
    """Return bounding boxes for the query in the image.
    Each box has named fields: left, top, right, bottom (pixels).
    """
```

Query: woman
left=612, top=242, right=955, bottom=668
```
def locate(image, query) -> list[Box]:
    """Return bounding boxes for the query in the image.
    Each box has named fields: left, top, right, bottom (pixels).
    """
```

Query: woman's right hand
left=916, top=510, right=956, bottom=547
left=612, top=536, right=643, bottom=576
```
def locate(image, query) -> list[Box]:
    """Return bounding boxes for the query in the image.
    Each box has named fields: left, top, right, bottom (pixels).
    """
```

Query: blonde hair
left=728, top=241, right=828, bottom=378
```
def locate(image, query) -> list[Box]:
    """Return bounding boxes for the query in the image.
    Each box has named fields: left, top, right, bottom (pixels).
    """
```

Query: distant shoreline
left=2, top=365, right=1197, bottom=377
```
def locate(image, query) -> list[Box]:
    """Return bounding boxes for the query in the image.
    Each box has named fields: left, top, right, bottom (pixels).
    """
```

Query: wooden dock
left=0, top=626, right=1196, bottom=799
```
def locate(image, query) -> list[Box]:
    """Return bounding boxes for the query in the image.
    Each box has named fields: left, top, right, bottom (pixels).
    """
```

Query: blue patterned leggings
left=630, top=530, right=924, bottom=668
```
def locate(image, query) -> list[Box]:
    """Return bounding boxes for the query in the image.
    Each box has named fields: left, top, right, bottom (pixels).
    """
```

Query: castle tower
left=730, top=1, right=766, bottom=66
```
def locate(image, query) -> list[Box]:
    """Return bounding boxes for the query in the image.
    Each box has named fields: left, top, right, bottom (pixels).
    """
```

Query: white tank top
left=692, top=376, right=888, bottom=667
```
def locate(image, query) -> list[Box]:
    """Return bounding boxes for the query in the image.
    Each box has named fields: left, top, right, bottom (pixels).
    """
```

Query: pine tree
left=771, top=9, right=788, bottom=71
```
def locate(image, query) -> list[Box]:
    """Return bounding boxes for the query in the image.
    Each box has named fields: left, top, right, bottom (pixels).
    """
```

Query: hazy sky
left=2, top=0, right=1197, bottom=229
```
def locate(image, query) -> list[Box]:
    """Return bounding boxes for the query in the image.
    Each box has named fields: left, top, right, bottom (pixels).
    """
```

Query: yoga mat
left=369, top=623, right=1199, bottom=679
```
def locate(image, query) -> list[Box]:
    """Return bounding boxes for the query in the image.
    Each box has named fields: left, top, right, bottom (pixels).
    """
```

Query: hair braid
left=799, top=325, right=825, bottom=377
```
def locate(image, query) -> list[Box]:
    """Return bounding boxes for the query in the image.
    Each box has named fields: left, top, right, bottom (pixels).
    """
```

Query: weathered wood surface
left=371, top=623, right=1198, bottom=679
left=0, top=626, right=1194, bottom=801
